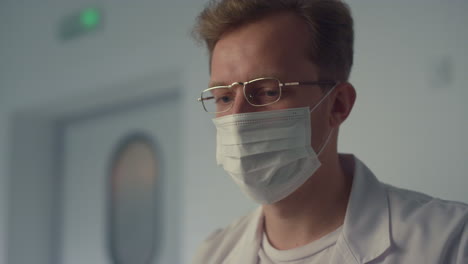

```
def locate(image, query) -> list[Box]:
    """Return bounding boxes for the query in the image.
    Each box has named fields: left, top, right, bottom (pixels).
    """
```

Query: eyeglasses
left=197, top=77, right=337, bottom=113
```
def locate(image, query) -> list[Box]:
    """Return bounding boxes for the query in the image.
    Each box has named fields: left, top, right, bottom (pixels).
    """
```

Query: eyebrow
left=208, top=81, right=228, bottom=87
left=209, top=73, right=287, bottom=87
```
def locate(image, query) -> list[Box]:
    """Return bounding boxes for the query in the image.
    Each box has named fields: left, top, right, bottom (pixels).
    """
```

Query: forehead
left=210, top=12, right=316, bottom=85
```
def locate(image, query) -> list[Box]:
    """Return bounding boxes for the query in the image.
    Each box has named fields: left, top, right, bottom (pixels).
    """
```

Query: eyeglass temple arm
left=282, top=81, right=337, bottom=87
left=197, top=96, right=214, bottom=102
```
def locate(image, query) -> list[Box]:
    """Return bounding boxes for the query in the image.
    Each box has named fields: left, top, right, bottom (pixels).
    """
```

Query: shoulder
left=385, top=184, right=468, bottom=223
left=384, top=184, right=468, bottom=256
left=192, top=208, right=261, bottom=264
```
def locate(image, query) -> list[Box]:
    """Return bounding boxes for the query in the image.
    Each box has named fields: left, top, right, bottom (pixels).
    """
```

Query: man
left=191, top=0, right=468, bottom=263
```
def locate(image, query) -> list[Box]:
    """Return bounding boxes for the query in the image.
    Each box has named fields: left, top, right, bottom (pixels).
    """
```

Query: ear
left=329, top=82, right=356, bottom=127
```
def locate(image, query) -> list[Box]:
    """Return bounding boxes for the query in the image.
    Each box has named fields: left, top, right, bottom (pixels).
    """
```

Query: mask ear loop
left=317, top=128, right=335, bottom=156
left=309, top=82, right=339, bottom=113
left=309, top=82, right=339, bottom=156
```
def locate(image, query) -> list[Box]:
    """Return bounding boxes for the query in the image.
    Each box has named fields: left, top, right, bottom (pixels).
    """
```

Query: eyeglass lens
left=200, top=78, right=281, bottom=113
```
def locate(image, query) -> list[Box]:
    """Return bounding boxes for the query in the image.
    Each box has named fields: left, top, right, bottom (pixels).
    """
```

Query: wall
left=0, top=1, right=467, bottom=264
left=343, top=1, right=468, bottom=201
left=7, top=117, right=56, bottom=264
left=0, top=1, right=212, bottom=263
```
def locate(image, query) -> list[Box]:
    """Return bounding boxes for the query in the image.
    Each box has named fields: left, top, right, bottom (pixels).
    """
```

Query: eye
left=210, top=88, right=234, bottom=105
left=215, top=95, right=233, bottom=104
left=254, top=87, right=279, bottom=97
left=264, top=89, right=279, bottom=97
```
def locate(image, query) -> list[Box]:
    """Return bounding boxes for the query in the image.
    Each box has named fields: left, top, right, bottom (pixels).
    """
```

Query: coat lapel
left=330, top=155, right=391, bottom=264
left=225, top=207, right=263, bottom=264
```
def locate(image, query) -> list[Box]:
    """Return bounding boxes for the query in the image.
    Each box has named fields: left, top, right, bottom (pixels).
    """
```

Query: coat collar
left=336, top=154, right=391, bottom=263
left=231, top=154, right=391, bottom=264
left=231, top=206, right=263, bottom=263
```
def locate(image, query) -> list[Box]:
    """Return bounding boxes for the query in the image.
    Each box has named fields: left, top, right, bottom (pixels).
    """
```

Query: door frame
left=7, top=70, right=183, bottom=264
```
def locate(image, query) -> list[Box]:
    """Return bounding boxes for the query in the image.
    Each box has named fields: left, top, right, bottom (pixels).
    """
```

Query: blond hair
left=192, top=0, right=354, bottom=81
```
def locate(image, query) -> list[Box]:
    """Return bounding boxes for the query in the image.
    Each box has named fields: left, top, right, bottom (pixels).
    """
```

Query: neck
left=262, top=151, right=353, bottom=250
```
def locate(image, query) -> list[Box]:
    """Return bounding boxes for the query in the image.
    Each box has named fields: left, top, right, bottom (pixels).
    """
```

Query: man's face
left=210, top=12, right=332, bottom=151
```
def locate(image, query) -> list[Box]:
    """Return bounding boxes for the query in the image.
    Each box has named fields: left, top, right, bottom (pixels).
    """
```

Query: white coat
left=193, top=154, right=468, bottom=264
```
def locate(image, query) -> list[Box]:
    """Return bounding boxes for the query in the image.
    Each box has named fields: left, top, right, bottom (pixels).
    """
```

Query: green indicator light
left=80, top=8, right=100, bottom=29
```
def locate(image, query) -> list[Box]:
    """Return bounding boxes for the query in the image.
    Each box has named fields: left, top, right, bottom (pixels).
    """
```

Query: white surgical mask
left=212, top=86, right=336, bottom=204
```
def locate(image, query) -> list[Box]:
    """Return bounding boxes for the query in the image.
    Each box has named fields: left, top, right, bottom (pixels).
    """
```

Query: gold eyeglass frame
left=197, top=77, right=337, bottom=114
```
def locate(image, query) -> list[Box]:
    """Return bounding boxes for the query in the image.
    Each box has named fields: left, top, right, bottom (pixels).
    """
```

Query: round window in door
left=108, top=133, right=161, bottom=264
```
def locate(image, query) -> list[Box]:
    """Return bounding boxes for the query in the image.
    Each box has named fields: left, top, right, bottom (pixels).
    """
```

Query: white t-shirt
left=258, top=226, right=343, bottom=264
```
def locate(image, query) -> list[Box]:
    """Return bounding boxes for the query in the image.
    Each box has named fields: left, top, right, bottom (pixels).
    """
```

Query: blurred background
left=0, top=0, right=467, bottom=263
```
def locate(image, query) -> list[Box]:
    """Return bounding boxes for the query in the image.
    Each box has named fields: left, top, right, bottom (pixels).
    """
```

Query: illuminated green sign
left=59, top=7, right=103, bottom=41
left=80, top=8, right=101, bottom=29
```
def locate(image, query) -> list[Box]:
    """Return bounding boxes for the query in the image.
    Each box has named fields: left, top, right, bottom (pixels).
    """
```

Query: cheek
left=274, top=91, right=312, bottom=109
left=310, top=112, right=327, bottom=132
